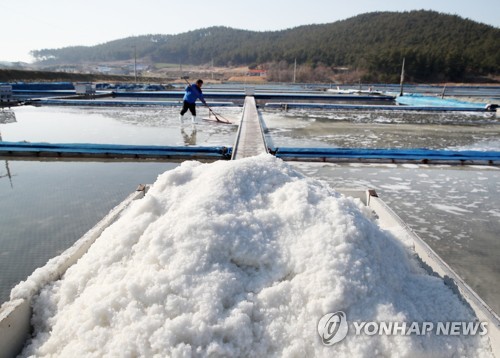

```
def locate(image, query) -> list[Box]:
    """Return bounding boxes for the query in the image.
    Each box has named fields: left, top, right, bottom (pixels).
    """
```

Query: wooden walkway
left=231, top=96, right=268, bottom=160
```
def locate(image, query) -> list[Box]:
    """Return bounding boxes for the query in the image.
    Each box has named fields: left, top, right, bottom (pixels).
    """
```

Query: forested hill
left=31, top=10, right=500, bottom=82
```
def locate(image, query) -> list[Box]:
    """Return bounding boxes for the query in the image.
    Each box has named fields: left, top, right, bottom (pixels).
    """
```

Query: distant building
left=246, top=69, right=267, bottom=77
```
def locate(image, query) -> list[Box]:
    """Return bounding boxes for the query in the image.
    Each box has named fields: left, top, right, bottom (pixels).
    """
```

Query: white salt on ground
left=16, top=154, right=491, bottom=357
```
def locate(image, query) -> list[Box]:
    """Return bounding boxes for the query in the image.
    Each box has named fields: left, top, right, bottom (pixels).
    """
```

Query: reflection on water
left=181, top=125, right=197, bottom=145
left=0, top=160, right=14, bottom=188
left=0, top=110, right=16, bottom=189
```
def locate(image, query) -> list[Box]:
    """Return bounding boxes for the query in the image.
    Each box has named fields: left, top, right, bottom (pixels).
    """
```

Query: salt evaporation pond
left=14, top=155, right=491, bottom=357
left=262, top=108, right=500, bottom=150
left=1, top=105, right=239, bottom=146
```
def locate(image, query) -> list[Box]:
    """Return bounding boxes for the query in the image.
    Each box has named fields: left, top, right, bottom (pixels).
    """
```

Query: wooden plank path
left=231, top=96, right=268, bottom=160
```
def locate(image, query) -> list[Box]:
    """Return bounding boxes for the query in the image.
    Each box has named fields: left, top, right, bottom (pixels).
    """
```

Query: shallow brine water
left=263, top=108, right=500, bottom=151
left=0, top=105, right=240, bottom=146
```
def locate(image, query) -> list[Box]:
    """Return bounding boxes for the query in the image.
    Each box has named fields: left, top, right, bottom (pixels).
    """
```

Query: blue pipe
left=273, top=147, right=500, bottom=164
left=0, top=141, right=232, bottom=160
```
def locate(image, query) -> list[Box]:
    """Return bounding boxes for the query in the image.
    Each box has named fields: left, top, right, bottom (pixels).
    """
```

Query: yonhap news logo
left=318, top=311, right=488, bottom=346
left=317, top=311, right=349, bottom=345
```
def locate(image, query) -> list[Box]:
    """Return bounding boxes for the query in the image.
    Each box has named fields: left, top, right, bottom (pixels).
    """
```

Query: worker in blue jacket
left=180, top=79, right=206, bottom=123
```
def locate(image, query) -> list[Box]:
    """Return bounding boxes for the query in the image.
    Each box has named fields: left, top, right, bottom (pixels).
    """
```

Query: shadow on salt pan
left=16, top=155, right=491, bottom=357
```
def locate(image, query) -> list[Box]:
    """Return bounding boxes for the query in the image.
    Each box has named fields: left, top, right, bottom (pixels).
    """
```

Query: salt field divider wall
left=33, top=98, right=235, bottom=107
left=49, top=90, right=395, bottom=102
left=265, top=102, right=495, bottom=112
left=14, top=89, right=395, bottom=104
left=274, top=147, right=500, bottom=166
left=0, top=142, right=232, bottom=161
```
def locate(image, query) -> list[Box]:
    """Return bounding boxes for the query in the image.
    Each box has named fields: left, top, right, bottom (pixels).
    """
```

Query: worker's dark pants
left=180, top=101, right=196, bottom=116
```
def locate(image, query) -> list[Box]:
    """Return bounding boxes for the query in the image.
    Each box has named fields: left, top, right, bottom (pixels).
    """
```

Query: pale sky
left=1, top=0, right=499, bottom=63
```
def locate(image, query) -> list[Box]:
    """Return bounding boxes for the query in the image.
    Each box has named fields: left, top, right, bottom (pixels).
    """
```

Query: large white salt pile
left=17, top=154, right=491, bottom=357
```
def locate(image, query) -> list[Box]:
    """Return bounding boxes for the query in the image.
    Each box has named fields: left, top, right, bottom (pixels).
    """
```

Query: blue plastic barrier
left=0, top=141, right=232, bottom=160
left=273, top=147, right=500, bottom=165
